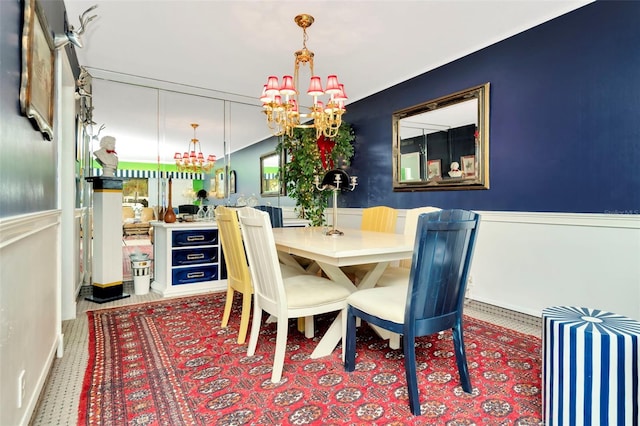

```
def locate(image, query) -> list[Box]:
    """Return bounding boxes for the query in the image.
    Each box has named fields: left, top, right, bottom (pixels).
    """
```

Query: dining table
left=271, top=226, right=415, bottom=358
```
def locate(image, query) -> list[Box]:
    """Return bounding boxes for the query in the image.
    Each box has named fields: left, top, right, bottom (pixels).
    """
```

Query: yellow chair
left=361, top=206, right=398, bottom=233
left=216, top=205, right=254, bottom=344
left=342, top=206, right=398, bottom=280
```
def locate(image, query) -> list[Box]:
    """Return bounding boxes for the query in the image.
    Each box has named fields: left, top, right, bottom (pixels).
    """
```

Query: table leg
left=356, top=262, right=389, bottom=289
left=310, top=310, right=343, bottom=359
left=309, top=261, right=391, bottom=358
left=277, top=252, right=306, bottom=272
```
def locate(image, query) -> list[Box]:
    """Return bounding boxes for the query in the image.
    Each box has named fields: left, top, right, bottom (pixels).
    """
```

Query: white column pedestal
left=85, top=176, right=130, bottom=303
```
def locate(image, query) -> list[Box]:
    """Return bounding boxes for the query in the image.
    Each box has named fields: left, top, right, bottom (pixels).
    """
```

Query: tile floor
left=30, top=289, right=541, bottom=425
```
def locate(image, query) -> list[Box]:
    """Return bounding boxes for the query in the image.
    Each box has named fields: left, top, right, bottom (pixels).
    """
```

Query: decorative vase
left=164, top=178, right=177, bottom=223
left=196, top=205, right=206, bottom=221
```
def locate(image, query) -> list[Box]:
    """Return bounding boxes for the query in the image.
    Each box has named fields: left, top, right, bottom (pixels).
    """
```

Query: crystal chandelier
left=260, top=14, right=347, bottom=138
left=173, top=123, right=216, bottom=173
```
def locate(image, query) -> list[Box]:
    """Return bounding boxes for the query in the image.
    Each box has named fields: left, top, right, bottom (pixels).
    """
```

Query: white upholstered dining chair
left=216, top=205, right=308, bottom=344
left=237, top=207, right=355, bottom=383
left=375, top=206, right=441, bottom=287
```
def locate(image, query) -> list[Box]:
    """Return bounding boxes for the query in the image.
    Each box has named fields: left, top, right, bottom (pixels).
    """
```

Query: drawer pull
left=186, top=272, right=205, bottom=279
left=186, top=235, right=205, bottom=242
left=187, top=253, right=205, bottom=260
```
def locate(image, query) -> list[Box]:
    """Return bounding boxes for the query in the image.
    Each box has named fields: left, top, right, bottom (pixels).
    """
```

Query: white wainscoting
left=0, top=211, right=61, bottom=426
left=333, top=208, right=640, bottom=320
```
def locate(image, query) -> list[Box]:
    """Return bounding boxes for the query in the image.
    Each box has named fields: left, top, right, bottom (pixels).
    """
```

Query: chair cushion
left=283, top=275, right=354, bottom=308
left=279, top=264, right=307, bottom=279
left=347, top=286, right=408, bottom=324
left=375, top=266, right=410, bottom=287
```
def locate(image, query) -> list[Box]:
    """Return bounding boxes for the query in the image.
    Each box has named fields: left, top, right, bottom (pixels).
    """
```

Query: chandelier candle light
left=314, top=169, right=357, bottom=236
left=260, top=14, right=348, bottom=138
left=174, top=123, right=216, bottom=173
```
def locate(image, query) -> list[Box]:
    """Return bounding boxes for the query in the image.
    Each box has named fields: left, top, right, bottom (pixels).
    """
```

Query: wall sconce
left=314, top=169, right=357, bottom=236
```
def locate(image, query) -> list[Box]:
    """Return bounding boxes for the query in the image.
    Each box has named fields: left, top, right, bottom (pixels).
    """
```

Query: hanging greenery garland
left=276, top=124, right=355, bottom=226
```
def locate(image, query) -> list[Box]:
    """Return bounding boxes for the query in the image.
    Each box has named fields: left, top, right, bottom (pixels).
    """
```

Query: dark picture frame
left=229, top=170, right=237, bottom=194
left=260, top=151, right=284, bottom=197
left=20, top=0, right=55, bottom=140
left=461, top=154, right=476, bottom=177
left=427, top=159, right=442, bottom=180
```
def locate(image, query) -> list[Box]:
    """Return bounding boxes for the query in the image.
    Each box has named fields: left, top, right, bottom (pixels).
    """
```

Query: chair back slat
left=215, top=206, right=252, bottom=292
left=255, top=205, right=284, bottom=228
left=361, top=206, right=398, bottom=233
left=406, top=209, right=480, bottom=334
left=237, top=207, right=287, bottom=311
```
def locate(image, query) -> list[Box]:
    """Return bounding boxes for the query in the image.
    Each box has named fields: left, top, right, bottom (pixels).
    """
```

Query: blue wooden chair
left=344, top=209, right=480, bottom=415
left=255, top=205, right=283, bottom=228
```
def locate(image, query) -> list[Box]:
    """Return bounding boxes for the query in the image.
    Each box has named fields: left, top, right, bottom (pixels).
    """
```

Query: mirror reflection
left=392, top=82, right=490, bottom=191
left=260, top=151, right=282, bottom=197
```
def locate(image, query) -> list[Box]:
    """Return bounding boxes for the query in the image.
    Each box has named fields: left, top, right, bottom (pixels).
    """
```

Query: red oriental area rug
left=78, top=293, right=542, bottom=425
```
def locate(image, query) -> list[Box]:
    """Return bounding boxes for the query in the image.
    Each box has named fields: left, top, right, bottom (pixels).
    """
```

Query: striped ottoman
left=542, top=306, right=640, bottom=426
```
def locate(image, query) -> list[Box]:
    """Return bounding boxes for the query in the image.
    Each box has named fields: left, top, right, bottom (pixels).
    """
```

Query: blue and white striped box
left=542, top=306, right=639, bottom=426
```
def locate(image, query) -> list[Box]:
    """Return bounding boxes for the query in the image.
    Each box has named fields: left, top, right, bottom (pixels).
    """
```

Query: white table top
left=271, top=226, right=414, bottom=267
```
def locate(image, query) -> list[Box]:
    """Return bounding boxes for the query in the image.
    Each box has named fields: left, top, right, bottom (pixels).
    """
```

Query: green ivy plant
left=276, top=123, right=355, bottom=226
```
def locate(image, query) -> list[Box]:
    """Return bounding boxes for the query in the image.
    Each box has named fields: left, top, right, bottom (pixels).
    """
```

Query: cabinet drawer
left=172, top=265, right=218, bottom=285
left=172, top=247, right=217, bottom=266
left=172, top=229, right=218, bottom=247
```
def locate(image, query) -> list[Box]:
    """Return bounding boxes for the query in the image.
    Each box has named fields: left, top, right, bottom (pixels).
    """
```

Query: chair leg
left=403, top=333, right=421, bottom=416
left=452, top=325, right=472, bottom=393
left=344, top=306, right=357, bottom=371
left=220, top=287, right=235, bottom=328
left=237, top=291, right=252, bottom=344
left=304, top=315, right=314, bottom=338
left=247, top=306, right=262, bottom=356
left=340, top=307, right=347, bottom=362
left=271, top=316, right=289, bottom=383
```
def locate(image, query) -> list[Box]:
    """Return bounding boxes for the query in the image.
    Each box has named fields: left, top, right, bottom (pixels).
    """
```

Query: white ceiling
left=63, top=0, right=593, bottom=164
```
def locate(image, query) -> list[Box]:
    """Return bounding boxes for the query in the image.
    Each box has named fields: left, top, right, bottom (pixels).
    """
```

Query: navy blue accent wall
left=343, top=1, right=639, bottom=213
left=0, top=0, right=79, bottom=218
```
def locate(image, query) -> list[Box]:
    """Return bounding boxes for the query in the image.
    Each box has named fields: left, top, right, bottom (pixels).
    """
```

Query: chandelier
left=260, top=14, right=347, bottom=138
left=173, top=123, right=216, bottom=173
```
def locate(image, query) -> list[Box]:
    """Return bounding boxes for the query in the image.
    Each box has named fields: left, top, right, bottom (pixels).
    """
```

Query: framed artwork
left=19, top=0, right=55, bottom=140
left=461, top=155, right=476, bottom=177
left=427, top=159, right=442, bottom=180
left=229, top=170, right=237, bottom=194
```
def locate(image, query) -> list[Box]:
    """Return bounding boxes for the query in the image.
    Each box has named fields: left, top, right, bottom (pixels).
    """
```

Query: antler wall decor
left=55, top=5, right=98, bottom=49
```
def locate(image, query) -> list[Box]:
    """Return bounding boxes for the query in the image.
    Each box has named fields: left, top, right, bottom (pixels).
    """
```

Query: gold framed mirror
left=392, top=82, right=490, bottom=191
left=260, top=151, right=283, bottom=197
